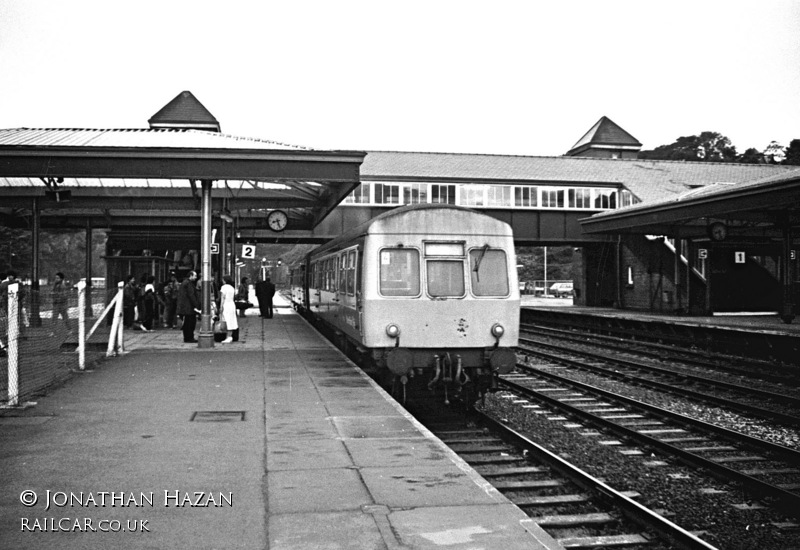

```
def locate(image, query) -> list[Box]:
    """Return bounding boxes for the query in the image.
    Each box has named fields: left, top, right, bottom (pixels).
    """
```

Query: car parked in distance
left=549, top=282, right=573, bottom=298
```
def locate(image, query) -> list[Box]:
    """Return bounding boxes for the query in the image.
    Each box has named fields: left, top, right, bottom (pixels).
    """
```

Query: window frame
left=378, top=247, right=421, bottom=298
left=468, top=246, right=510, bottom=297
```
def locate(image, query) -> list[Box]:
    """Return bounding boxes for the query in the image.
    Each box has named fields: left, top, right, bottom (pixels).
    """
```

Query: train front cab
left=361, top=230, right=519, bottom=399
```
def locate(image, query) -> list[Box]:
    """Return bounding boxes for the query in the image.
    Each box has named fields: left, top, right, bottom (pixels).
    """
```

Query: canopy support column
left=30, top=197, right=42, bottom=327
left=85, top=219, right=93, bottom=318
left=780, top=222, right=795, bottom=324
left=198, top=179, right=215, bottom=348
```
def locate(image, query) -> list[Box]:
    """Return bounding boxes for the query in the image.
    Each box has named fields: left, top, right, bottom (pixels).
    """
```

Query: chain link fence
left=1, top=283, right=114, bottom=406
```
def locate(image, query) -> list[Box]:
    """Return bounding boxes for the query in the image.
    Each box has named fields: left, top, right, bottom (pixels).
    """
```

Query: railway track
left=403, top=387, right=716, bottom=549
left=498, top=367, right=800, bottom=518
left=517, top=335, right=800, bottom=427
left=518, top=310, right=800, bottom=366
left=520, top=322, right=800, bottom=385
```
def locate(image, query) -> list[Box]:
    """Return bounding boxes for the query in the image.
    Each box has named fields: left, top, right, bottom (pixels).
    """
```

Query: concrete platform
left=0, top=296, right=556, bottom=549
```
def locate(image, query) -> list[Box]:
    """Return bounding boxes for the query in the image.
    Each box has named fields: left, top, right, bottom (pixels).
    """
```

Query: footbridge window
left=345, top=181, right=633, bottom=211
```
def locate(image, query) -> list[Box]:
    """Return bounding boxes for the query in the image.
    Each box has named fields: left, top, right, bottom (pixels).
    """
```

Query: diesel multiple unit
left=289, top=204, right=519, bottom=394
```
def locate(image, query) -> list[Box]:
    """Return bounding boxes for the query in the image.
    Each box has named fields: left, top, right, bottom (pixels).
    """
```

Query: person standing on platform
left=176, top=270, right=200, bottom=343
left=219, top=275, right=239, bottom=343
left=52, top=272, right=70, bottom=329
left=142, top=275, right=156, bottom=331
left=122, top=274, right=137, bottom=330
left=256, top=276, right=276, bottom=318
left=235, top=276, right=250, bottom=317
left=163, top=272, right=179, bottom=328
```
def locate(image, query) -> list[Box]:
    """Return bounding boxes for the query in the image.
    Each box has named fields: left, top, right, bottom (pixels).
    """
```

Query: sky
left=1, top=0, right=798, bottom=157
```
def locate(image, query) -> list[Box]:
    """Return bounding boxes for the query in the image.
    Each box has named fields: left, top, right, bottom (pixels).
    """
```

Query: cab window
left=427, top=261, right=465, bottom=297
left=379, top=248, right=420, bottom=296
left=469, top=248, right=509, bottom=296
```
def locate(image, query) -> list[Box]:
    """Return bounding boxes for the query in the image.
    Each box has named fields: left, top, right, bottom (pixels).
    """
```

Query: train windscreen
left=469, top=249, right=509, bottom=296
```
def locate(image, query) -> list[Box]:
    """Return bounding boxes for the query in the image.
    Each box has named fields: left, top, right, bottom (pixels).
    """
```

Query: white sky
left=1, top=0, right=798, bottom=157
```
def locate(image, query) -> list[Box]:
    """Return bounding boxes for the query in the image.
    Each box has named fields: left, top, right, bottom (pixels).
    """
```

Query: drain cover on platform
left=190, top=411, right=245, bottom=422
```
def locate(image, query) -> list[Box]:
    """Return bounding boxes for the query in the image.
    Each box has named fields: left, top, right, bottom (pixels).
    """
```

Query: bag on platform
left=214, top=318, right=227, bottom=334
left=213, top=318, right=228, bottom=342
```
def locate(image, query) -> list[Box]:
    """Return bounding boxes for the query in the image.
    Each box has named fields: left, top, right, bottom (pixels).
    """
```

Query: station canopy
left=0, top=92, right=365, bottom=248
left=581, top=167, right=800, bottom=240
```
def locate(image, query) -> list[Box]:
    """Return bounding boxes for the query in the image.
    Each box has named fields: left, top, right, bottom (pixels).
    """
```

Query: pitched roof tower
left=565, top=116, right=641, bottom=159
left=148, top=91, right=221, bottom=132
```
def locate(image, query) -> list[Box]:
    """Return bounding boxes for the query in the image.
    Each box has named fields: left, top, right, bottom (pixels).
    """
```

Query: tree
left=0, top=227, right=106, bottom=283
left=783, top=139, right=800, bottom=165
left=639, top=131, right=738, bottom=162
left=737, top=147, right=765, bottom=164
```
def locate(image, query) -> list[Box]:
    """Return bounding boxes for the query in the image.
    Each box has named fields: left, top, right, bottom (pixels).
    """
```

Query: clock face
left=267, top=210, right=288, bottom=232
left=708, top=222, right=727, bottom=241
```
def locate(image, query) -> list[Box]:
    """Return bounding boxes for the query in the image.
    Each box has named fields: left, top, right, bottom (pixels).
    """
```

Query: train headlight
left=491, top=323, right=505, bottom=338
left=386, top=324, right=401, bottom=338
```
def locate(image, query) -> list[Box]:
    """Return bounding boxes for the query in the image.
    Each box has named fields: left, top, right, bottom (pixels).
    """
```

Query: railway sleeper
left=495, top=479, right=564, bottom=490
left=448, top=444, right=510, bottom=453
left=476, top=466, right=548, bottom=477
left=513, top=493, right=591, bottom=507
left=536, top=512, right=616, bottom=526
left=557, top=533, right=652, bottom=548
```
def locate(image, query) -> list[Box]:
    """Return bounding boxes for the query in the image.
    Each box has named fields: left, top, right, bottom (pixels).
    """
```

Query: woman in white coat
left=219, top=275, right=239, bottom=343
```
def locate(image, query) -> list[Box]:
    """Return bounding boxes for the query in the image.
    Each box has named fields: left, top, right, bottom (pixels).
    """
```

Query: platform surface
left=0, top=296, right=556, bottom=549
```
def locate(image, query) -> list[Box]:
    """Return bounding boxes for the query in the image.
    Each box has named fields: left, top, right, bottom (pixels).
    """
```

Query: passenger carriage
left=289, top=204, right=519, bottom=395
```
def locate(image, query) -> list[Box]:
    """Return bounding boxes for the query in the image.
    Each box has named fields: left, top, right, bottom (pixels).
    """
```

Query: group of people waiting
left=121, top=271, right=276, bottom=344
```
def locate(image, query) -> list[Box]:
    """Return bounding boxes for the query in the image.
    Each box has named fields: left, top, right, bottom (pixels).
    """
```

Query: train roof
left=308, top=204, right=509, bottom=258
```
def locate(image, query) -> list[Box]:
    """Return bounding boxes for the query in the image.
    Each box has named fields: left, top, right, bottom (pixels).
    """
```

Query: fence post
left=107, top=282, right=124, bottom=357
left=6, top=282, right=19, bottom=406
left=77, top=280, right=86, bottom=370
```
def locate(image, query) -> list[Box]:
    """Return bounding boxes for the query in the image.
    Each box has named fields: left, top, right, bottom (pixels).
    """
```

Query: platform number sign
left=698, top=249, right=707, bottom=260
left=241, top=245, right=256, bottom=260
left=210, top=243, right=219, bottom=255
left=792, top=250, right=796, bottom=260
left=734, top=251, right=746, bottom=264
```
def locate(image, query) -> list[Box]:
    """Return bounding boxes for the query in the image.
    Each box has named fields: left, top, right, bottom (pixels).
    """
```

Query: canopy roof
left=581, top=168, right=800, bottom=239
left=0, top=127, right=365, bottom=235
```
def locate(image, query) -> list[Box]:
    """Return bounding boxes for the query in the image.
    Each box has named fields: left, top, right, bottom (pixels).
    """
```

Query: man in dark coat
left=176, top=270, right=200, bottom=343
left=255, top=276, right=276, bottom=318
left=122, top=274, right=137, bottom=329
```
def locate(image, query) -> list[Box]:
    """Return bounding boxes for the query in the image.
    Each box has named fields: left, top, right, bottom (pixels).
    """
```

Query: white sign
left=792, top=249, right=796, bottom=260
left=698, top=249, right=707, bottom=259
left=241, top=245, right=256, bottom=259
left=734, top=251, right=746, bottom=264
left=210, top=243, right=219, bottom=255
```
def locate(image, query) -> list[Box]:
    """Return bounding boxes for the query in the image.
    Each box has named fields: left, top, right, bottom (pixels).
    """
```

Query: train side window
left=339, top=253, right=347, bottom=293
left=469, top=248, right=509, bottom=296
left=379, top=248, right=420, bottom=296
left=347, top=250, right=356, bottom=295
left=427, top=260, right=465, bottom=297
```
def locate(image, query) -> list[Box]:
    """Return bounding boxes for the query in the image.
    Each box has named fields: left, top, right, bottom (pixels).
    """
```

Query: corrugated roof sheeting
left=0, top=128, right=309, bottom=150
left=586, top=167, right=800, bottom=223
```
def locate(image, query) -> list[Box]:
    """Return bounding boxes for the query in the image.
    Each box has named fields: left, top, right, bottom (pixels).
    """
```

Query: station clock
left=267, top=210, right=288, bottom=232
left=707, top=221, right=728, bottom=242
